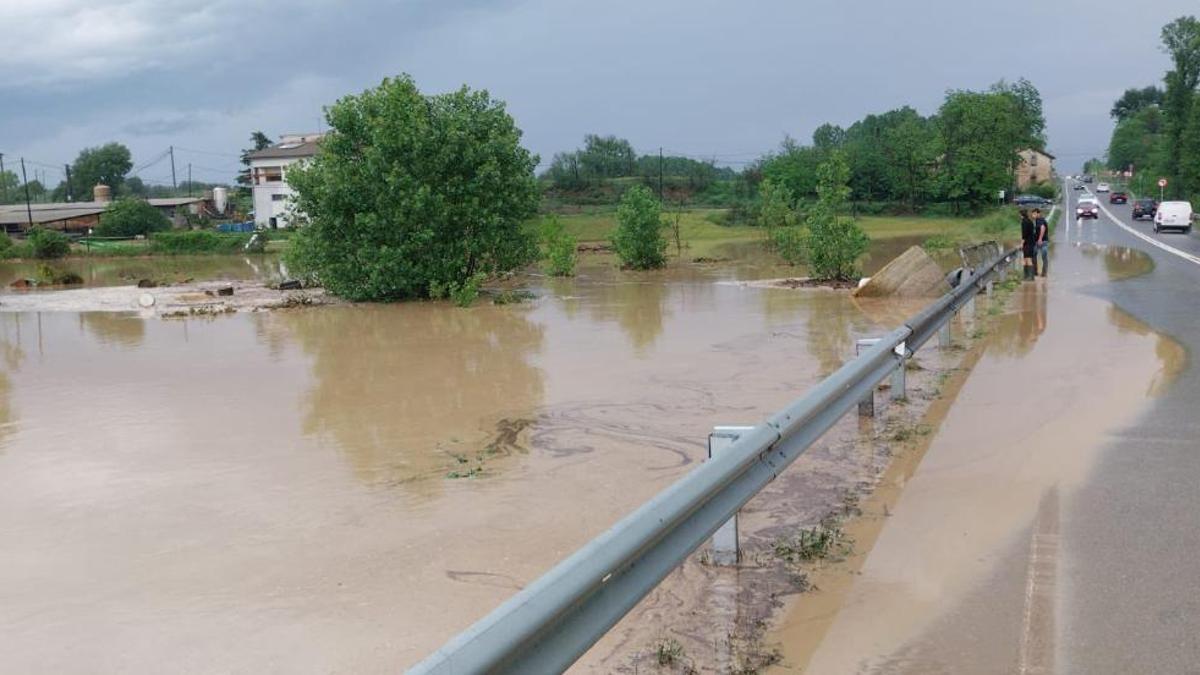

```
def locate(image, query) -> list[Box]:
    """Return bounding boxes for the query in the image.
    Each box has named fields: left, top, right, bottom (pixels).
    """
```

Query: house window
left=256, top=166, right=283, bottom=184
left=1030, top=153, right=1038, bottom=167
left=271, top=194, right=286, bottom=202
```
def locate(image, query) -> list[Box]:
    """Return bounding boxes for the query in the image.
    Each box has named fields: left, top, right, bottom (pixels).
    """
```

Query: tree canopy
left=68, top=143, right=133, bottom=200
left=96, top=199, right=171, bottom=237
left=1111, top=86, right=1165, bottom=120
left=286, top=74, right=540, bottom=301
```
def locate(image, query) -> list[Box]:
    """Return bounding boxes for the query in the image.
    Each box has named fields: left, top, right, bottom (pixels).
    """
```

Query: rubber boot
left=1024, top=265, right=1034, bottom=281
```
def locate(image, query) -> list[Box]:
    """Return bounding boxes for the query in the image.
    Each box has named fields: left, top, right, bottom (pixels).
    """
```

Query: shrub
left=771, top=225, right=808, bottom=265
left=28, top=227, right=71, bottom=259
left=96, top=199, right=171, bottom=237
left=611, top=185, right=666, bottom=269
left=449, top=272, right=485, bottom=307
left=539, top=216, right=577, bottom=276
left=285, top=74, right=540, bottom=301
left=805, top=152, right=869, bottom=281
left=149, top=231, right=250, bottom=254
left=0, top=232, right=13, bottom=254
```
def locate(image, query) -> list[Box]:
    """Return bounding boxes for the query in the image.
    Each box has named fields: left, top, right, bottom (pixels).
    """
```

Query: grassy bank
left=553, top=207, right=1025, bottom=257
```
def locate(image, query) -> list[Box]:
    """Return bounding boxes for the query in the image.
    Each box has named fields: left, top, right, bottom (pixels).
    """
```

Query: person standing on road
left=1020, top=209, right=1037, bottom=280
left=1032, top=208, right=1049, bottom=277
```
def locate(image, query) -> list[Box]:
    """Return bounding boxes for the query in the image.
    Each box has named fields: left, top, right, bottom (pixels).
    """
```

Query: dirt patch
left=0, top=280, right=339, bottom=316
left=771, top=277, right=859, bottom=290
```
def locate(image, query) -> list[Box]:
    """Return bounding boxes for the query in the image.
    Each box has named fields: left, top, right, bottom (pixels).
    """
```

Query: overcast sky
left=1, top=0, right=1196, bottom=187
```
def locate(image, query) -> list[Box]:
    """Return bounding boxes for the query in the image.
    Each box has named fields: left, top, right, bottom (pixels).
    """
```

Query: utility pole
left=0, top=152, right=6, bottom=203
left=64, top=164, right=73, bottom=202
left=169, top=145, right=177, bottom=191
left=20, top=158, right=33, bottom=229
left=658, top=147, right=664, bottom=200
left=188, top=163, right=192, bottom=197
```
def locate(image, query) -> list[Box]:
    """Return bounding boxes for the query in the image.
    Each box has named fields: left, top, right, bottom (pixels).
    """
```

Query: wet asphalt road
left=1060, top=184, right=1200, bottom=673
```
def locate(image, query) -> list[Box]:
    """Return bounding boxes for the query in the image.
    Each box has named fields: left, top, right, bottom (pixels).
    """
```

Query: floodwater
left=0, top=240, right=936, bottom=673
left=772, top=242, right=1185, bottom=674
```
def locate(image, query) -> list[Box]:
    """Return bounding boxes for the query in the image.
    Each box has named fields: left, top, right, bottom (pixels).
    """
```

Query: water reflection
left=580, top=279, right=671, bottom=354
left=271, top=304, right=545, bottom=487
left=992, top=283, right=1047, bottom=357
left=78, top=312, right=145, bottom=348
left=0, top=315, right=22, bottom=449
left=1106, top=305, right=1187, bottom=396
left=1103, top=245, right=1154, bottom=281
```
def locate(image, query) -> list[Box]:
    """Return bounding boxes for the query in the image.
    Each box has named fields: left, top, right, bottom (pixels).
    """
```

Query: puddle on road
left=771, top=242, right=1185, bottom=674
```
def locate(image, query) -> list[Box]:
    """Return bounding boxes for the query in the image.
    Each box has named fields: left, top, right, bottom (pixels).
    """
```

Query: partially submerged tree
left=611, top=184, right=667, bottom=269
left=805, top=152, right=869, bottom=281
left=286, top=74, right=540, bottom=301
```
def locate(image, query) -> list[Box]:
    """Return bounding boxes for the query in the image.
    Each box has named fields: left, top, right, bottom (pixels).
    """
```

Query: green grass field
left=552, top=207, right=1022, bottom=256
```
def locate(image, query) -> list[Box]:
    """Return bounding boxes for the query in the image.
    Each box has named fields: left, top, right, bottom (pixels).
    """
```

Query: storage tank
left=212, top=186, right=228, bottom=214
left=93, top=184, right=112, bottom=203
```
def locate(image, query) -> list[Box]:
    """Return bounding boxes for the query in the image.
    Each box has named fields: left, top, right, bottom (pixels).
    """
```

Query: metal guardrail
left=411, top=247, right=1019, bottom=675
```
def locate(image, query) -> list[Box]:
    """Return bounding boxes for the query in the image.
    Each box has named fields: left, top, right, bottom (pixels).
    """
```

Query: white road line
left=1074, top=179, right=1200, bottom=266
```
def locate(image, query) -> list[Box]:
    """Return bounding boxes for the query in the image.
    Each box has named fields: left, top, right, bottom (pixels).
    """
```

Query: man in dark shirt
left=1020, top=209, right=1036, bottom=280
left=1032, top=208, right=1049, bottom=277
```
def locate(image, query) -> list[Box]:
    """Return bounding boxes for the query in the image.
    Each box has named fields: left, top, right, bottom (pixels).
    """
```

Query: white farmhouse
left=246, top=133, right=324, bottom=229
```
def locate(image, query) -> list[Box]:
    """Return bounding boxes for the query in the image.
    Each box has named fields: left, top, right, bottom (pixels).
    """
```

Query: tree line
left=541, top=79, right=1046, bottom=215
left=1105, top=16, right=1200, bottom=199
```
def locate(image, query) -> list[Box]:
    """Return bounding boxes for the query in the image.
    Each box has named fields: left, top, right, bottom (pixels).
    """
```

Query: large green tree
left=990, top=78, right=1047, bottom=150
left=1111, top=86, right=1165, bottom=121
left=69, top=142, right=133, bottom=200
left=937, top=90, right=1024, bottom=211
left=883, top=113, right=939, bottom=211
left=286, top=74, right=540, bottom=301
left=1160, top=16, right=1200, bottom=195
left=237, top=131, right=273, bottom=187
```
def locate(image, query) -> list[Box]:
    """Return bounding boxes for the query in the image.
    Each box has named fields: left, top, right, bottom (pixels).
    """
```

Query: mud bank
left=0, top=280, right=335, bottom=316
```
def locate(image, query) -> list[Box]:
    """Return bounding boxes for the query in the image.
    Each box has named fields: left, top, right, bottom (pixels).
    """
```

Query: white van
left=1154, top=201, right=1193, bottom=234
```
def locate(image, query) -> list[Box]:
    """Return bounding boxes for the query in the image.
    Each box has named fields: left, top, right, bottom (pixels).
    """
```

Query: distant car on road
left=1132, top=198, right=1158, bottom=220
left=1073, top=182, right=1086, bottom=190
left=1154, top=200, right=1193, bottom=234
left=1076, top=197, right=1100, bottom=219
left=1096, top=183, right=1111, bottom=193
left=1109, top=191, right=1128, bottom=204
left=1082, top=174, right=1094, bottom=183
left=1013, top=194, right=1053, bottom=206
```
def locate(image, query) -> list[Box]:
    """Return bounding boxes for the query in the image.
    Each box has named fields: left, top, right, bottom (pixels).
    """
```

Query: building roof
left=1020, top=147, right=1056, bottom=160
left=0, top=206, right=104, bottom=226
left=246, top=137, right=323, bottom=161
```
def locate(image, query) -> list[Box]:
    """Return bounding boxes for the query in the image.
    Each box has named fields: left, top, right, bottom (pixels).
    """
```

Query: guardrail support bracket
left=707, top=426, right=754, bottom=566
left=856, top=338, right=881, bottom=416
left=938, top=321, right=951, bottom=349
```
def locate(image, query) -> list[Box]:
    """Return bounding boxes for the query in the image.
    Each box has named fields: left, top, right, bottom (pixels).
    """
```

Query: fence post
left=707, top=426, right=754, bottom=565
left=855, top=338, right=881, bottom=416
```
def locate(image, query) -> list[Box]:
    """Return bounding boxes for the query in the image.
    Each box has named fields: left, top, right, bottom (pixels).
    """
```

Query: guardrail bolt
left=707, top=426, right=753, bottom=565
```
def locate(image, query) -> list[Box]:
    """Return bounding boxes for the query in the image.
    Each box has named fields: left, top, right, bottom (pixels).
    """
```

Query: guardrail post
left=986, top=280, right=994, bottom=298
left=855, top=338, right=881, bottom=416
left=707, top=426, right=753, bottom=566
left=891, top=341, right=908, bottom=401
left=963, top=271, right=976, bottom=317
left=938, top=320, right=951, bottom=349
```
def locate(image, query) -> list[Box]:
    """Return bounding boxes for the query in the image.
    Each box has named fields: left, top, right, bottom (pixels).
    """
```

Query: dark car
left=1013, top=194, right=1052, bottom=206
left=1132, top=198, right=1158, bottom=220
left=1109, top=191, right=1128, bottom=204
left=1073, top=182, right=1086, bottom=190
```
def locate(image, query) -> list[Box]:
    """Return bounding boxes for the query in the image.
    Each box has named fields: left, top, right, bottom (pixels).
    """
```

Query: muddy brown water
left=0, top=238, right=965, bottom=673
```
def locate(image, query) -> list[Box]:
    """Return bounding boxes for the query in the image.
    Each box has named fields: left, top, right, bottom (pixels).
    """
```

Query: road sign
left=1159, top=178, right=1168, bottom=188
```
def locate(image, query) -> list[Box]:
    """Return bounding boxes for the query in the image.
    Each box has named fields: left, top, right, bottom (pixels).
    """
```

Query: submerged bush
left=539, top=215, right=577, bottom=277
left=611, top=185, right=667, bottom=269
